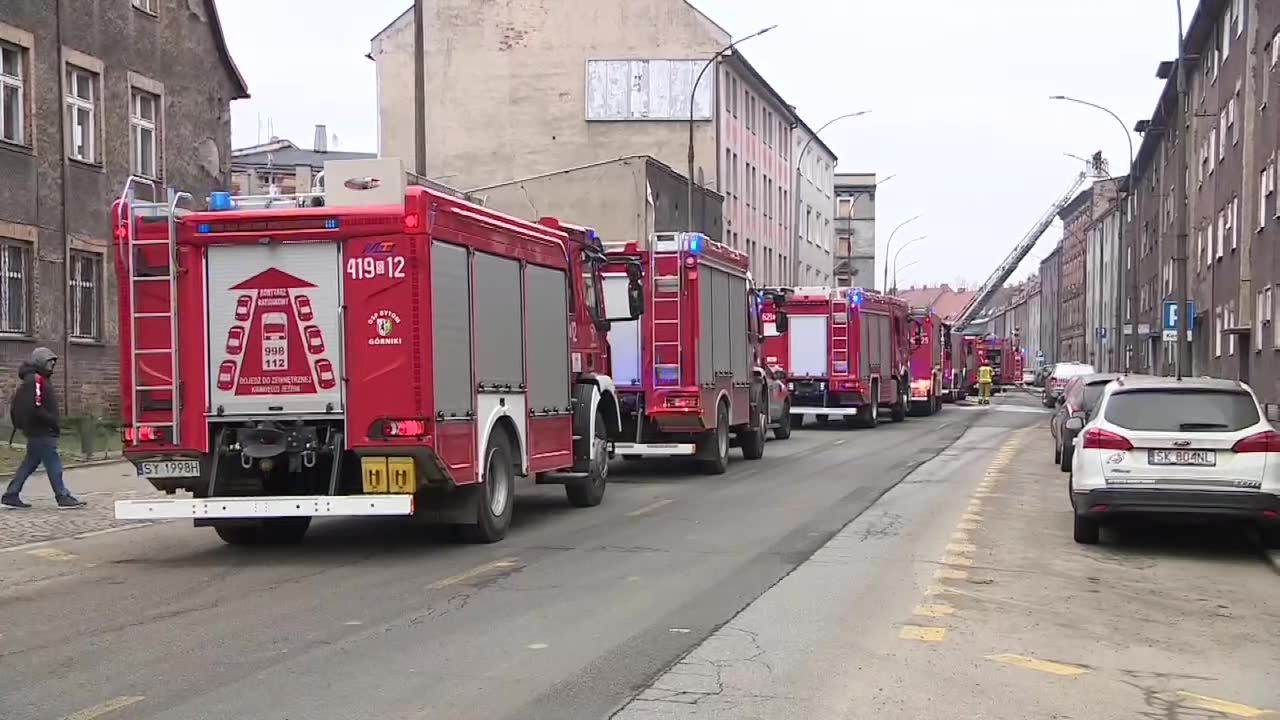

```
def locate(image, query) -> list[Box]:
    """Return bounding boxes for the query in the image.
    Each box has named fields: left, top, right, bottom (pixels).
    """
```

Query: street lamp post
left=1050, top=95, right=1136, bottom=373
left=687, top=25, right=778, bottom=234
left=890, top=235, right=927, bottom=292
left=882, top=215, right=922, bottom=291
left=792, top=111, right=870, bottom=284
left=894, top=259, right=921, bottom=289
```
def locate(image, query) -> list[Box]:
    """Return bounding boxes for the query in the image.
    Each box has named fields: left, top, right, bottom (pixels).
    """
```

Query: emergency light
left=209, top=192, right=234, bottom=211
left=850, top=290, right=865, bottom=306
left=655, top=365, right=681, bottom=386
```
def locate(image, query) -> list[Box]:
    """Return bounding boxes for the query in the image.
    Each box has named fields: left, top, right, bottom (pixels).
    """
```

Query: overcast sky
left=216, top=0, right=1176, bottom=289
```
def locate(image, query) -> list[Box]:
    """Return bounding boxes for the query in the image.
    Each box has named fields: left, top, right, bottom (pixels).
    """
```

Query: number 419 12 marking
left=347, top=256, right=406, bottom=280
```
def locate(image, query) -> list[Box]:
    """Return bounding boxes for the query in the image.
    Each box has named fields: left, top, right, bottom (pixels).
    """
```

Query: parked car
left=1043, top=362, right=1095, bottom=407
left=1032, top=364, right=1056, bottom=388
left=1068, top=376, right=1280, bottom=546
left=1051, top=373, right=1122, bottom=471
left=1021, top=369, right=1036, bottom=385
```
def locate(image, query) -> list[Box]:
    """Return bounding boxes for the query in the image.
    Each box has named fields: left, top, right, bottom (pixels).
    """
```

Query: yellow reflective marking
left=900, top=625, right=946, bottom=642
left=1176, top=691, right=1275, bottom=718
left=950, top=531, right=969, bottom=541
left=387, top=457, right=415, bottom=493
left=361, top=457, right=389, bottom=493
left=943, top=555, right=974, bottom=567
left=28, top=547, right=77, bottom=562
left=962, top=513, right=982, bottom=521
left=62, top=696, right=145, bottom=720
left=935, top=568, right=969, bottom=580
left=987, top=654, right=1089, bottom=676
left=957, top=521, right=979, bottom=530
left=427, top=557, right=520, bottom=590
left=913, top=603, right=955, bottom=617
left=947, top=542, right=977, bottom=553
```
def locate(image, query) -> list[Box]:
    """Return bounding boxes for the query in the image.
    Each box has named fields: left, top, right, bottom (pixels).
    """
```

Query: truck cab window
left=581, top=250, right=603, bottom=322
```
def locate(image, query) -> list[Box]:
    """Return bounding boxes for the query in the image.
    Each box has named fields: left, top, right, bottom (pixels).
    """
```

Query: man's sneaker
left=2, top=495, right=32, bottom=509
left=55, top=495, right=86, bottom=509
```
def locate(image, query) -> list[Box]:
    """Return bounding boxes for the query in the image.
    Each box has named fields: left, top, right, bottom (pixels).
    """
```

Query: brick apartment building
left=1058, top=187, right=1092, bottom=363
left=369, top=0, right=806, bottom=285
left=0, top=0, right=246, bottom=419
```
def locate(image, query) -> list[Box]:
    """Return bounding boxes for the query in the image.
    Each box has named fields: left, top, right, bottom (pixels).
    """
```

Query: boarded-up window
left=586, top=59, right=714, bottom=121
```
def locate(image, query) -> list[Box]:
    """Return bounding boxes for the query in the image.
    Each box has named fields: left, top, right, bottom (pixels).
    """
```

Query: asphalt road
left=0, top=403, right=1007, bottom=720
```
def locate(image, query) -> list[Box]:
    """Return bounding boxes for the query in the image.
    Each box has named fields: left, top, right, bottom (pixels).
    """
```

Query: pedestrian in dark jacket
left=2, top=347, right=84, bottom=509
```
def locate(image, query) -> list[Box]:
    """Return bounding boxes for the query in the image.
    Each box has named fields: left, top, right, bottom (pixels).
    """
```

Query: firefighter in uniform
left=977, top=362, right=994, bottom=405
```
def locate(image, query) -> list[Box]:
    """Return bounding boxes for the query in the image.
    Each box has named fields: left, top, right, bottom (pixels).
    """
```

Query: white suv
left=1068, top=376, right=1280, bottom=545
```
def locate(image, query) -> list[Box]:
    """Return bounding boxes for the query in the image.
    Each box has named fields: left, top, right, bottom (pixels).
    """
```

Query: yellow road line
left=913, top=603, right=955, bottom=617
left=427, top=557, right=520, bottom=590
left=924, top=584, right=952, bottom=595
left=987, top=654, right=1088, bottom=677
left=950, top=531, right=969, bottom=541
left=899, top=625, right=946, bottom=642
left=946, top=542, right=977, bottom=554
left=1175, top=691, right=1275, bottom=718
left=28, top=547, right=77, bottom=562
left=62, top=696, right=145, bottom=720
left=943, top=555, right=974, bottom=567
left=625, top=498, right=674, bottom=517
left=962, top=513, right=982, bottom=521
left=957, top=521, right=979, bottom=530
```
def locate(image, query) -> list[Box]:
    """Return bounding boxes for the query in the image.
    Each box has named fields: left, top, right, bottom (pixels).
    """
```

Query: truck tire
left=1059, top=440, right=1074, bottom=473
left=214, top=517, right=311, bottom=546
left=1053, top=441, right=1062, bottom=465
left=740, top=407, right=767, bottom=460
left=774, top=402, right=793, bottom=440
left=851, top=385, right=879, bottom=429
left=462, top=430, right=516, bottom=543
left=699, top=401, right=730, bottom=475
left=890, top=380, right=908, bottom=423
left=565, top=409, right=608, bottom=508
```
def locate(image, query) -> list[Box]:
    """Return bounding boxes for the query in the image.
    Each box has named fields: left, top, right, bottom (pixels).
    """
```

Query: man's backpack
left=9, top=381, right=29, bottom=443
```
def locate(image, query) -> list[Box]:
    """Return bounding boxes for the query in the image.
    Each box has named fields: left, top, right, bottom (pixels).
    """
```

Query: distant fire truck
left=111, top=158, right=643, bottom=545
left=907, top=309, right=944, bottom=415
left=964, top=335, right=1014, bottom=394
left=762, top=287, right=911, bottom=428
left=603, top=233, right=789, bottom=474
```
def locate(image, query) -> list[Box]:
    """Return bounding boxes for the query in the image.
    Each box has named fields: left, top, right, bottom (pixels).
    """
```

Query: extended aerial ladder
left=953, top=170, right=1090, bottom=331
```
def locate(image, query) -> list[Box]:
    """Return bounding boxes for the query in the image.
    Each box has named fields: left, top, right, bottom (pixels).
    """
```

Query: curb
left=1265, top=550, right=1280, bottom=575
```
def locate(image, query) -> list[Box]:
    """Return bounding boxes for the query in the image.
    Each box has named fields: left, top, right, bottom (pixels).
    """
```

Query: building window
left=1228, top=197, right=1237, bottom=250
left=1229, top=95, right=1239, bottom=145
left=65, top=66, right=98, bottom=162
left=0, top=41, right=25, bottom=145
left=132, top=0, right=157, bottom=13
left=1263, top=167, right=1271, bottom=229
left=69, top=251, right=102, bottom=340
left=1215, top=307, right=1223, bottom=357
left=0, top=240, right=31, bottom=335
left=130, top=89, right=160, bottom=178
left=1232, top=0, right=1243, bottom=37
left=1227, top=302, right=1237, bottom=356
left=1217, top=210, right=1225, bottom=259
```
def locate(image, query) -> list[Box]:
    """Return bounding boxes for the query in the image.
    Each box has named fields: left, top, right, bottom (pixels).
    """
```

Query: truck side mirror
left=627, top=262, right=644, bottom=320
left=1064, top=416, right=1085, bottom=433
left=774, top=310, right=789, bottom=334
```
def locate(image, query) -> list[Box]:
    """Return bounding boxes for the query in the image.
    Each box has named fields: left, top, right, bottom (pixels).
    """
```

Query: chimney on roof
left=314, top=124, right=328, bottom=153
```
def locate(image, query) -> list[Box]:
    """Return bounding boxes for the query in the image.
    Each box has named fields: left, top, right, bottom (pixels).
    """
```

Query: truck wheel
left=699, top=401, right=730, bottom=475
left=774, top=402, right=793, bottom=440
left=740, top=408, right=767, bottom=460
left=890, top=381, right=908, bottom=423
left=851, top=387, right=879, bottom=429
left=565, top=409, right=608, bottom=508
left=1059, top=441, right=1074, bottom=473
left=462, top=430, right=516, bottom=543
left=1054, top=441, right=1062, bottom=465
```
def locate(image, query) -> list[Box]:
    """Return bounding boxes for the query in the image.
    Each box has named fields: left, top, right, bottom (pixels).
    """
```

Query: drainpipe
left=55, top=0, right=72, bottom=414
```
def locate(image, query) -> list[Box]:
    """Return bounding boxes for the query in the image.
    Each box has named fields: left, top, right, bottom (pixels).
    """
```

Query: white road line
left=626, top=498, right=674, bottom=517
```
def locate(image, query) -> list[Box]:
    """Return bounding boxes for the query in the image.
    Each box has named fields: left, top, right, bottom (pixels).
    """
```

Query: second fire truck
left=907, top=308, right=944, bottom=415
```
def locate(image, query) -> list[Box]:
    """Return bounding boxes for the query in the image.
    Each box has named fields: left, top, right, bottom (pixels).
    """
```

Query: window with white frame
left=1219, top=107, right=1228, bottom=160
left=1197, top=227, right=1204, bottom=264
left=1232, top=0, right=1243, bottom=37
left=130, top=89, right=159, bottom=178
left=1215, top=307, right=1223, bottom=357
left=65, top=66, right=97, bottom=162
left=1229, top=196, right=1238, bottom=249
left=69, top=251, right=102, bottom=340
left=1264, top=168, right=1272, bottom=229
left=132, top=0, right=157, bottom=13
left=1210, top=127, right=1217, bottom=173
left=1222, top=13, right=1232, bottom=59
left=1274, top=31, right=1280, bottom=67
left=1273, top=287, right=1280, bottom=348
left=1230, top=93, right=1239, bottom=145
left=1217, top=209, right=1226, bottom=258
left=1228, top=301, right=1237, bottom=356
left=0, top=41, right=25, bottom=145
left=0, top=239, right=31, bottom=335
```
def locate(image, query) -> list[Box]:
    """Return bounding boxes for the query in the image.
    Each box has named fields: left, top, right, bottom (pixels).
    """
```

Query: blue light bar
left=198, top=223, right=211, bottom=234
left=209, top=192, right=233, bottom=211
left=850, top=290, right=865, bottom=306
left=324, top=218, right=340, bottom=230
left=688, top=233, right=705, bottom=254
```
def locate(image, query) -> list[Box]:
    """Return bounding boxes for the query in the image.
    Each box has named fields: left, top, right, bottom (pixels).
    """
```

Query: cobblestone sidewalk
left=0, top=461, right=163, bottom=549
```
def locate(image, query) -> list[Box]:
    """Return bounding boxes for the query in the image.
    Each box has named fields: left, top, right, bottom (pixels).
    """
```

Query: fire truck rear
left=111, top=158, right=641, bottom=545
left=764, top=287, right=911, bottom=428
left=906, top=308, right=943, bottom=415
left=604, top=233, right=783, bottom=474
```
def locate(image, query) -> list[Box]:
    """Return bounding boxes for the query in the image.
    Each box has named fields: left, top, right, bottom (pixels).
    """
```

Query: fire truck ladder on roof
left=953, top=171, right=1088, bottom=332
left=117, top=177, right=190, bottom=447
left=649, top=239, right=684, bottom=388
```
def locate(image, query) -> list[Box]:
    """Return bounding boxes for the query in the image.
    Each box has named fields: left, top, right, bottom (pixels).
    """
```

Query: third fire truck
left=763, top=287, right=911, bottom=428
left=111, top=158, right=643, bottom=545
left=907, top=308, right=944, bottom=415
left=604, top=233, right=789, bottom=474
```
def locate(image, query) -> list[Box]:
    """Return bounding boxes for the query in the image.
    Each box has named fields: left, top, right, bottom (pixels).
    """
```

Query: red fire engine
left=110, top=159, right=643, bottom=545
left=603, top=233, right=789, bottom=474
left=964, top=335, right=1014, bottom=394
left=762, top=287, right=911, bottom=428
left=906, top=308, right=944, bottom=415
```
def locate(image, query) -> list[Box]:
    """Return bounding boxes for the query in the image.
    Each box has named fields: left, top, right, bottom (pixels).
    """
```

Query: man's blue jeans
left=4, top=436, right=70, bottom=499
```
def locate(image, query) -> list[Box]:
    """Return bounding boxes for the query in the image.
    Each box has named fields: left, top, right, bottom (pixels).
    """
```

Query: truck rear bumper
left=115, top=494, right=414, bottom=520
left=612, top=442, right=697, bottom=457
left=790, top=406, right=861, bottom=416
